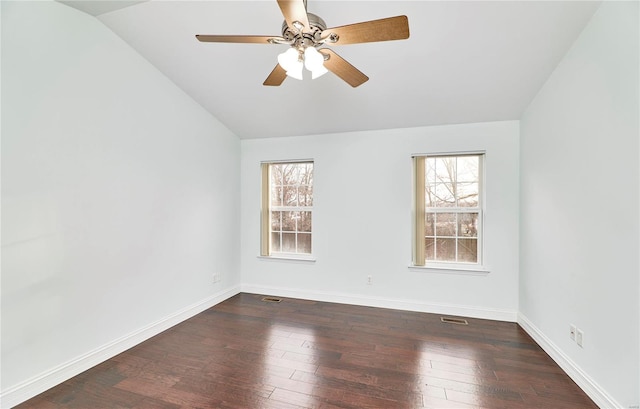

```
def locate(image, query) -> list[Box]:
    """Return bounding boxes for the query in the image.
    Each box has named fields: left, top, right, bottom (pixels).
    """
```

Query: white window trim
left=258, top=255, right=317, bottom=263
left=412, top=152, right=486, bottom=270
left=260, top=160, right=315, bottom=260
left=408, top=263, right=490, bottom=275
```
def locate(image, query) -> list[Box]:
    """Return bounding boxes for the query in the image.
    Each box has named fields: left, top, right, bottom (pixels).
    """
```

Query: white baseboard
left=517, top=313, right=622, bottom=409
left=1, top=286, right=240, bottom=409
left=241, top=284, right=517, bottom=322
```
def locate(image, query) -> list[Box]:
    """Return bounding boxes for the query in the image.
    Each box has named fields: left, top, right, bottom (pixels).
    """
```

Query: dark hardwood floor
left=16, top=293, right=597, bottom=408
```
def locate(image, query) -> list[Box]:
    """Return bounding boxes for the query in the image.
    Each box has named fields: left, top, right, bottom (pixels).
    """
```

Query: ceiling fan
left=196, top=0, right=409, bottom=88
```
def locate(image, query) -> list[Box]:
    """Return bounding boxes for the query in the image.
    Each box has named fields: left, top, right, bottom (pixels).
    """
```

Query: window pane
left=435, top=213, right=456, bottom=236
left=282, top=164, right=296, bottom=185
left=433, top=183, right=455, bottom=207
left=283, top=184, right=298, bottom=206
left=298, top=233, right=312, bottom=254
left=435, top=157, right=455, bottom=184
left=282, top=211, right=298, bottom=231
left=298, top=185, right=313, bottom=206
left=299, top=211, right=312, bottom=232
left=282, top=163, right=312, bottom=186
left=425, top=158, right=437, bottom=185
left=457, top=183, right=478, bottom=207
left=435, top=238, right=456, bottom=261
left=271, top=164, right=284, bottom=186
left=299, top=163, right=313, bottom=185
left=271, top=185, right=283, bottom=206
left=425, top=237, right=435, bottom=261
left=282, top=233, right=296, bottom=252
left=425, top=213, right=435, bottom=236
left=271, top=232, right=281, bottom=253
left=425, top=186, right=434, bottom=207
left=457, top=156, right=478, bottom=183
left=458, top=238, right=478, bottom=263
left=271, top=211, right=282, bottom=232
left=458, top=213, right=478, bottom=238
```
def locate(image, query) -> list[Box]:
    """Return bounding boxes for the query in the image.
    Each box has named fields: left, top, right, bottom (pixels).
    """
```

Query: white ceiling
left=59, top=0, right=147, bottom=16
left=61, top=0, right=601, bottom=139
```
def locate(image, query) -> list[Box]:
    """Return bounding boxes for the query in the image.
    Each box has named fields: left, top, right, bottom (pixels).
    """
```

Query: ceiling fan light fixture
left=286, top=63, right=304, bottom=80
left=304, top=47, right=328, bottom=79
left=277, top=48, right=303, bottom=80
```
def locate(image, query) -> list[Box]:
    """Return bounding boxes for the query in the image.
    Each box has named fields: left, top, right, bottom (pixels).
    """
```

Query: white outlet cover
left=576, top=329, right=584, bottom=347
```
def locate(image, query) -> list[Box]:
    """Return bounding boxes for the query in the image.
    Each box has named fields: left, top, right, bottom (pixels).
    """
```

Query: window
left=413, top=154, right=483, bottom=266
left=261, top=161, right=313, bottom=257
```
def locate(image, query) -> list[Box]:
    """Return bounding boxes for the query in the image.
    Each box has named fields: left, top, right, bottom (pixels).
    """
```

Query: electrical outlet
left=576, top=329, right=584, bottom=348
left=367, top=275, right=372, bottom=285
left=570, top=324, right=576, bottom=341
left=213, top=273, right=221, bottom=283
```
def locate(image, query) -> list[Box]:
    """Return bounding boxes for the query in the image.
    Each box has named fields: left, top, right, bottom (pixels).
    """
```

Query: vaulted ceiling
left=60, top=0, right=601, bottom=139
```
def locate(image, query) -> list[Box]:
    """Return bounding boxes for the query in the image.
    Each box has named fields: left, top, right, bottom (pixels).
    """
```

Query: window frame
left=412, top=152, right=485, bottom=270
left=260, top=160, right=314, bottom=260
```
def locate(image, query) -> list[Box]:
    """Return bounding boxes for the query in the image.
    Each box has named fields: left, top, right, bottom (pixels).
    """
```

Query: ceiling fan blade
left=196, top=34, right=283, bottom=44
left=318, top=49, right=368, bottom=88
left=263, top=64, right=287, bottom=86
left=322, top=15, right=409, bottom=45
left=277, top=0, right=310, bottom=33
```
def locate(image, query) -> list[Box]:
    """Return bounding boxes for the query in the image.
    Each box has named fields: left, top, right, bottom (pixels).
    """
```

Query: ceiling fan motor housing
left=281, top=13, right=327, bottom=48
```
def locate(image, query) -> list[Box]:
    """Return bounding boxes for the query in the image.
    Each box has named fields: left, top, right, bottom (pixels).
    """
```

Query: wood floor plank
left=15, top=293, right=597, bottom=409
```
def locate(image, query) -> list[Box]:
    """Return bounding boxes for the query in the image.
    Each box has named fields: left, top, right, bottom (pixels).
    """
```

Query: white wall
left=241, top=121, right=519, bottom=320
left=519, top=2, right=639, bottom=408
left=4, top=1, right=635, bottom=408
left=1, top=1, right=240, bottom=405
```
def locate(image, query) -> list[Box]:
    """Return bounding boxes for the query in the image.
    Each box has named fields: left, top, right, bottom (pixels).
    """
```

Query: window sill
left=258, top=255, right=316, bottom=263
left=408, top=263, right=489, bottom=276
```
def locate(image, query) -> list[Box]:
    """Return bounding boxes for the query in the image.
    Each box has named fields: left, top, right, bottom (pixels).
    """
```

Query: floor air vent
left=261, top=296, right=282, bottom=303
left=441, top=317, right=468, bottom=325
